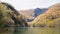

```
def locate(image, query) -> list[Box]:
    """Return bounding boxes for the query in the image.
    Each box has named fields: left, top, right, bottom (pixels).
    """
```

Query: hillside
left=0, top=2, right=28, bottom=29
left=30, top=3, right=60, bottom=27
left=19, top=8, right=47, bottom=22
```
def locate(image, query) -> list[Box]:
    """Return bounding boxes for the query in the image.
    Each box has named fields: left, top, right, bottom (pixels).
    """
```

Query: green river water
left=0, top=27, right=60, bottom=34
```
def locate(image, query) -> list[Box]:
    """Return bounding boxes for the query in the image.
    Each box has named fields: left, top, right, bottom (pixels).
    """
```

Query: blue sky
left=1, top=0, right=60, bottom=10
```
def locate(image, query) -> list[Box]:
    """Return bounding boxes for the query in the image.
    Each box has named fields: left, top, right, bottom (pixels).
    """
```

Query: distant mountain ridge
left=19, top=8, right=48, bottom=22
left=34, top=8, right=48, bottom=17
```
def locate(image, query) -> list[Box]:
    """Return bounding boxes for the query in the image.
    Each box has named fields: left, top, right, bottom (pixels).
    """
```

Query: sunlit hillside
left=30, top=3, right=60, bottom=27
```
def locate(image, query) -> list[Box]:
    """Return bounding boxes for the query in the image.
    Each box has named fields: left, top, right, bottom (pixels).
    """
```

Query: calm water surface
left=0, top=27, right=60, bottom=34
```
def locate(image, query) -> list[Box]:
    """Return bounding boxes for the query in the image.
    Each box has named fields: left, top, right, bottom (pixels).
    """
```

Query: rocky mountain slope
left=19, top=8, right=48, bottom=22
left=29, top=3, right=60, bottom=27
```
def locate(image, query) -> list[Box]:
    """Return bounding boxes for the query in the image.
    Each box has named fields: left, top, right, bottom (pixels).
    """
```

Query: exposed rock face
left=30, top=3, right=60, bottom=27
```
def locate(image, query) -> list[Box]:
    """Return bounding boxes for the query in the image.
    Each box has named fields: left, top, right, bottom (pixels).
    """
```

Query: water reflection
left=0, top=27, right=60, bottom=34
left=13, top=26, right=28, bottom=34
left=13, top=27, right=60, bottom=34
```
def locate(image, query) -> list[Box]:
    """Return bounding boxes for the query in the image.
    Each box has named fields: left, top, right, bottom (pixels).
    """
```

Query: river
left=0, top=27, right=60, bottom=34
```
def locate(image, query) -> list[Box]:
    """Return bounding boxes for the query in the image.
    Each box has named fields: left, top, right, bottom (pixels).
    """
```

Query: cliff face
left=30, top=3, right=60, bottom=27
left=0, top=2, right=28, bottom=28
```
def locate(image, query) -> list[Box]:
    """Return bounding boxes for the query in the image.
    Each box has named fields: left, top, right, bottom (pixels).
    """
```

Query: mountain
left=19, top=9, right=35, bottom=22
left=19, top=8, right=48, bottom=22
left=34, top=8, right=47, bottom=17
left=0, top=2, right=28, bottom=29
left=29, top=3, right=60, bottom=27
